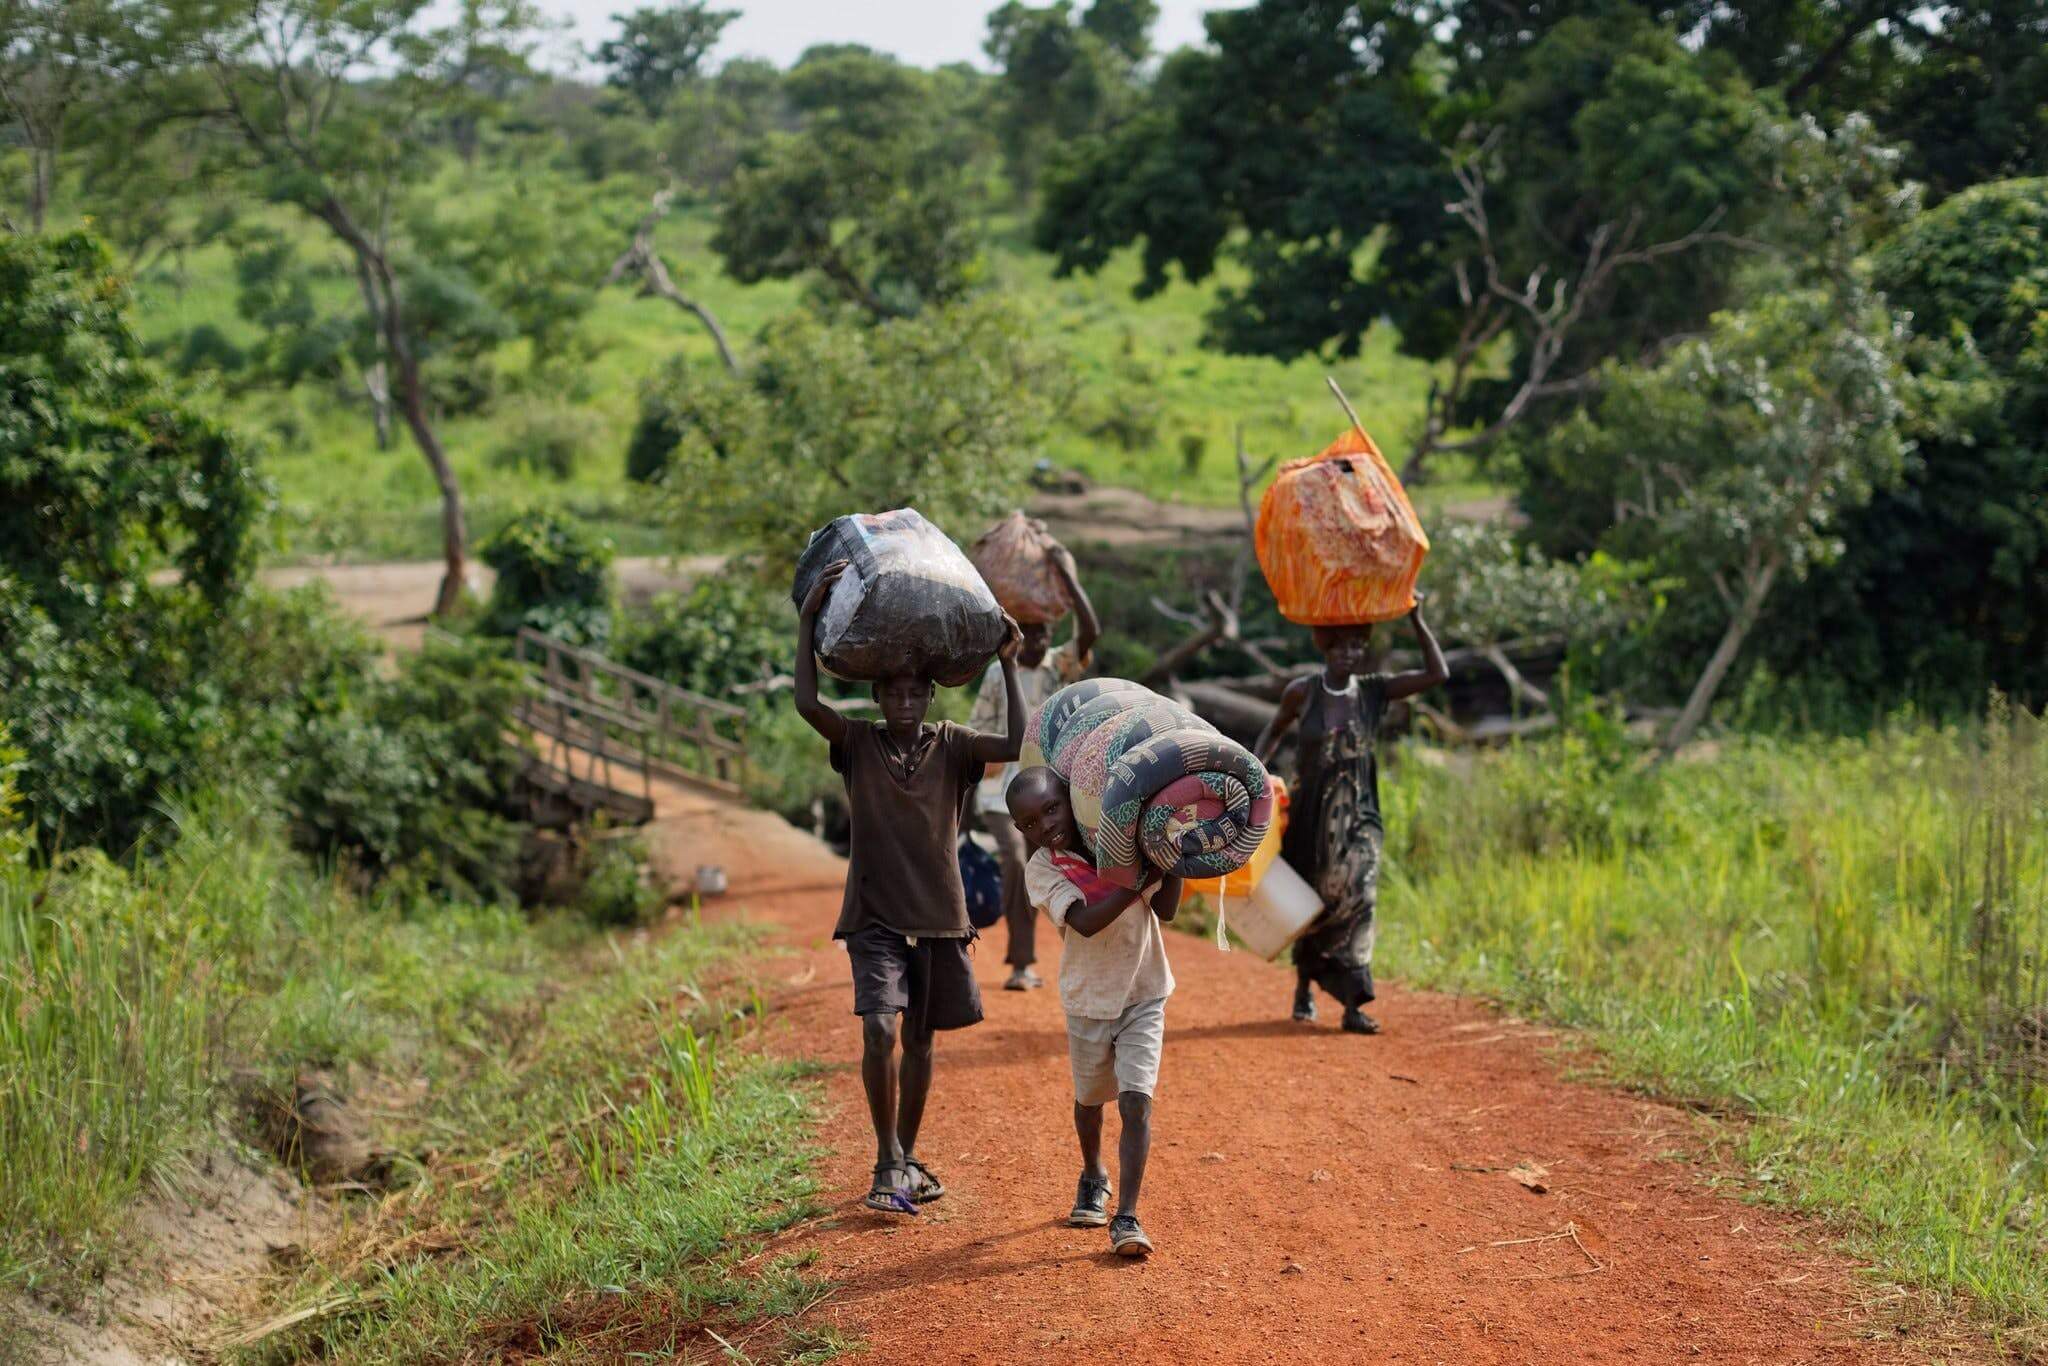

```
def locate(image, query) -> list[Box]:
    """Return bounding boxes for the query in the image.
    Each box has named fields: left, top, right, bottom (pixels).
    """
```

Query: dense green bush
left=489, top=400, right=602, bottom=480
left=574, top=836, right=663, bottom=928
left=0, top=232, right=272, bottom=848
left=623, top=402, right=682, bottom=484
left=618, top=576, right=791, bottom=698
left=280, top=634, right=528, bottom=902
left=479, top=509, right=617, bottom=650
left=1810, top=177, right=2048, bottom=706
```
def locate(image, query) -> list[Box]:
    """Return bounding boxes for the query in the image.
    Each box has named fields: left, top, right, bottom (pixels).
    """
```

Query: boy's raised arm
left=1048, top=544, right=1100, bottom=665
left=1385, top=596, right=1449, bottom=701
left=967, top=615, right=1026, bottom=764
left=794, top=560, right=850, bottom=745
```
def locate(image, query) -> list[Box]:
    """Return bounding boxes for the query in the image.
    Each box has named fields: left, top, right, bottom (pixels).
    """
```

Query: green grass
left=126, top=187, right=1457, bottom=565
left=0, top=792, right=837, bottom=1361
left=1371, top=701, right=2048, bottom=1336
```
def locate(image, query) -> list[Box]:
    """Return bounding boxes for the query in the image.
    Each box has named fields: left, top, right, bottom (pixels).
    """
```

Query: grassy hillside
left=129, top=192, right=1455, bottom=564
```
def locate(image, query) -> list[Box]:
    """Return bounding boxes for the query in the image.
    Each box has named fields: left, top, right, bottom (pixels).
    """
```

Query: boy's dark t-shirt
left=829, top=720, right=982, bottom=940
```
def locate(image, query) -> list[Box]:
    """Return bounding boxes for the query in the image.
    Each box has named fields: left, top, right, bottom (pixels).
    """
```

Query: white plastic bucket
left=1224, top=856, right=1323, bottom=961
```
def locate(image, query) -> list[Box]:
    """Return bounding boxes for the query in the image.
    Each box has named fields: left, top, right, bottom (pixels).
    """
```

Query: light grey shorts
left=1065, top=996, right=1166, bottom=1106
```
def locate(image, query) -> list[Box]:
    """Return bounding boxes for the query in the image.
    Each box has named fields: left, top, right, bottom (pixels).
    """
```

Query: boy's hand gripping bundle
left=791, top=508, right=1008, bottom=687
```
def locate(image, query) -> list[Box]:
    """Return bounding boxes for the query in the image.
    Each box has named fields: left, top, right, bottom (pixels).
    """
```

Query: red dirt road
left=645, top=782, right=1935, bottom=1366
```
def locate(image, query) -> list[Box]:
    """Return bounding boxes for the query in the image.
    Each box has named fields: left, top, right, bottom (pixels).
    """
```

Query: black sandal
left=903, top=1157, right=946, bottom=1204
left=1341, top=1007, right=1380, bottom=1035
left=865, top=1161, right=918, bottom=1214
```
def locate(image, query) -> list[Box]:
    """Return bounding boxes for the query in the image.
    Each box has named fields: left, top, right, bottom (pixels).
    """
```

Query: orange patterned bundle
left=1255, top=424, right=1429, bottom=626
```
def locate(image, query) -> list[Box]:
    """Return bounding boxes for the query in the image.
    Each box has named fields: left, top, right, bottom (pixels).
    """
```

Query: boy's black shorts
left=842, top=924, right=984, bottom=1033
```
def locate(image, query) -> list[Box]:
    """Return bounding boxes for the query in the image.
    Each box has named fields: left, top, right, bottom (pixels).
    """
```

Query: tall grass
left=0, top=781, right=827, bottom=1361
left=0, top=796, right=304, bottom=1291
left=1380, top=702, right=2048, bottom=1327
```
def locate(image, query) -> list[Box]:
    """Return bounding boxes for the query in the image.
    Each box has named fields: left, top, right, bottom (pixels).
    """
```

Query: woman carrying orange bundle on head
left=1253, top=394, right=1444, bottom=1034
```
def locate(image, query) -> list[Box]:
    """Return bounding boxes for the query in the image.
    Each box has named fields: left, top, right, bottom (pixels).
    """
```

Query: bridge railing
left=513, top=627, right=748, bottom=797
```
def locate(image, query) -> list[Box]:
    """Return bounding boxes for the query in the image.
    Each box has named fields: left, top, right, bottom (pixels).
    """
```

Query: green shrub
left=617, top=576, right=791, bottom=698
left=172, top=321, right=248, bottom=377
left=479, top=509, right=616, bottom=651
left=489, top=399, right=602, bottom=480
left=281, top=634, right=528, bottom=901
left=623, top=402, right=682, bottom=484
left=575, top=836, right=662, bottom=928
left=1178, top=430, right=1208, bottom=474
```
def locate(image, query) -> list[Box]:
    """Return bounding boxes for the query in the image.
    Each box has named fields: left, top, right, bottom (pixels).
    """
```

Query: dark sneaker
left=1069, top=1174, right=1111, bottom=1227
left=1291, top=982, right=1317, bottom=1022
left=1004, top=967, right=1044, bottom=991
left=1341, top=1008, right=1381, bottom=1035
left=1109, top=1213, right=1154, bottom=1257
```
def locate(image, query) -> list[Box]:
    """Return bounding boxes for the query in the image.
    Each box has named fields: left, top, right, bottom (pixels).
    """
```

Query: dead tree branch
left=1402, top=131, right=1766, bottom=483
left=1140, top=590, right=1239, bottom=688
left=604, top=186, right=741, bottom=376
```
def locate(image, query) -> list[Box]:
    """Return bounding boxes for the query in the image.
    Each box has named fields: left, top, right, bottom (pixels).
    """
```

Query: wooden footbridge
left=509, top=627, right=748, bottom=829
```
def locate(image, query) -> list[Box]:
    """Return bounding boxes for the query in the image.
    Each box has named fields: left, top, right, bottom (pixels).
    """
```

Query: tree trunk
left=29, top=146, right=51, bottom=232
left=351, top=257, right=394, bottom=450
left=1660, top=551, right=1781, bottom=758
left=362, top=362, right=393, bottom=451
left=317, top=197, right=467, bottom=615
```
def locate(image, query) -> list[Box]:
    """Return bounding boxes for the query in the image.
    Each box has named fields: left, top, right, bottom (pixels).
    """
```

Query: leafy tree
left=594, top=0, right=736, bottom=117
left=1808, top=177, right=2048, bottom=704
left=1032, top=2, right=1892, bottom=484
left=0, top=233, right=264, bottom=625
left=140, top=0, right=544, bottom=615
left=0, top=232, right=268, bottom=844
left=711, top=48, right=984, bottom=319
left=983, top=0, right=1152, bottom=198
left=0, top=0, right=123, bottom=229
left=630, top=297, right=1069, bottom=572
left=1538, top=286, right=1912, bottom=752
left=479, top=509, right=616, bottom=650
left=659, top=55, right=786, bottom=193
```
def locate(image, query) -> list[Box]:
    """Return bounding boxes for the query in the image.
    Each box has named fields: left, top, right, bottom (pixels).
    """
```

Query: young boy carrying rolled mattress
left=1005, top=765, right=1182, bottom=1258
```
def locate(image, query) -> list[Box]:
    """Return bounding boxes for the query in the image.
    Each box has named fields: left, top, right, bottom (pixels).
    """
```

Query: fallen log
left=1173, top=679, right=1278, bottom=745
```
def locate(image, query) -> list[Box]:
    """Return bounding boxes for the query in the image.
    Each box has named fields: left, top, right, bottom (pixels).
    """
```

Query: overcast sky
left=529, top=0, right=1251, bottom=73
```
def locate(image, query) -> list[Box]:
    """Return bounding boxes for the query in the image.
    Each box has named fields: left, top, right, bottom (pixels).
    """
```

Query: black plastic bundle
left=791, top=508, right=1007, bottom=687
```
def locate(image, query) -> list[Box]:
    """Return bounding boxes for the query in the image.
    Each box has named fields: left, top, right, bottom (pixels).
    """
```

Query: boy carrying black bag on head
left=795, top=558, right=1025, bottom=1215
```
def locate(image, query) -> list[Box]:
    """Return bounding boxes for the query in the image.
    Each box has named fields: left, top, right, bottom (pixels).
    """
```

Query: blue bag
left=958, top=836, right=1004, bottom=930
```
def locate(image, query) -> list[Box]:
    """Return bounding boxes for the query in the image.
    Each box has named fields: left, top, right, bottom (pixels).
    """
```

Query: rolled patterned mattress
left=1021, top=678, right=1274, bottom=889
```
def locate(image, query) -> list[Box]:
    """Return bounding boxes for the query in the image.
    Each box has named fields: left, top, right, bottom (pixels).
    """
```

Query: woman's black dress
left=1280, top=674, right=1387, bottom=1009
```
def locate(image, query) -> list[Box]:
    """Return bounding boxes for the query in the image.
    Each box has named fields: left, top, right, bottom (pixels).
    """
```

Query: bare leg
left=860, top=1012, right=903, bottom=1168
left=1292, top=965, right=1316, bottom=1022
left=985, top=812, right=1039, bottom=978
left=1115, top=1091, right=1152, bottom=1218
left=1074, top=1101, right=1107, bottom=1179
left=896, top=1017, right=935, bottom=1158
